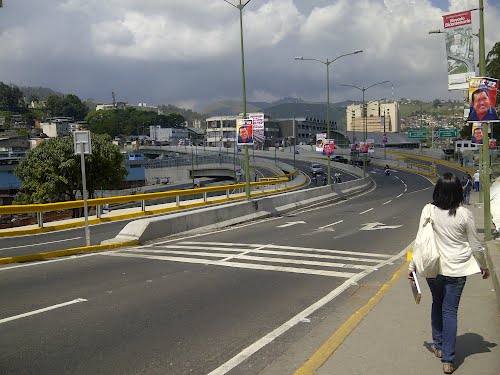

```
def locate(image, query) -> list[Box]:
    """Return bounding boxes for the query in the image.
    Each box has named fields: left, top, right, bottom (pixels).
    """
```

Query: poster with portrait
left=323, top=140, right=335, bottom=156
left=443, top=10, right=476, bottom=91
left=236, top=119, right=254, bottom=145
left=315, top=133, right=327, bottom=152
left=466, top=77, right=499, bottom=122
left=359, top=142, right=369, bottom=154
left=471, top=123, right=483, bottom=144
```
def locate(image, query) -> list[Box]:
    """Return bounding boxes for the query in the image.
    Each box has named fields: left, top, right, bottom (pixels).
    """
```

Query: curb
left=0, top=241, right=139, bottom=265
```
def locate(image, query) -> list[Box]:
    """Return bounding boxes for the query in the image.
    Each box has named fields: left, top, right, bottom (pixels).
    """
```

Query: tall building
left=346, top=101, right=400, bottom=137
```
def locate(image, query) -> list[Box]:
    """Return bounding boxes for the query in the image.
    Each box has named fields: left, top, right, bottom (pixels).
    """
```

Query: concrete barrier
left=104, top=177, right=373, bottom=245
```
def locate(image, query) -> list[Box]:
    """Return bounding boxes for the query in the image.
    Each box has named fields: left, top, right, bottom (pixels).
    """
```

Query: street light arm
left=241, top=0, right=253, bottom=8
left=331, top=50, right=363, bottom=63
left=338, top=83, right=363, bottom=92
left=428, top=29, right=444, bottom=34
left=366, top=80, right=390, bottom=90
left=223, top=0, right=239, bottom=8
left=294, top=57, right=326, bottom=64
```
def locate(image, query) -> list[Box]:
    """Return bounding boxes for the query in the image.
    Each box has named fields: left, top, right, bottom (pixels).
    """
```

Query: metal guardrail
left=406, top=162, right=437, bottom=175
left=0, top=172, right=297, bottom=228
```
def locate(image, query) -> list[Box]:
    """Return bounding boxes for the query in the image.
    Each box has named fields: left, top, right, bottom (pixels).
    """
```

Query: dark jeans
left=426, top=275, right=467, bottom=363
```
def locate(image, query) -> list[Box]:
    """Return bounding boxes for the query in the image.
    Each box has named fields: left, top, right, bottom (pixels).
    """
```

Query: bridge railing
left=0, top=171, right=299, bottom=229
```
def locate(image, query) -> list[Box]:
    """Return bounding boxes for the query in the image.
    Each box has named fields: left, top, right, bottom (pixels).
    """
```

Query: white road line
left=219, top=244, right=267, bottom=262
left=0, top=298, right=87, bottom=324
left=177, top=242, right=392, bottom=258
left=318, top=220, right=343, bottom=229
left=206, top=245, right=411, bottom=375
left=359, top=208, right=373, bottom=215
left=0, top=237, right=82, bottom=252
left=0, top=253, right=100, bottom=271
left=117, top=249, right=371, bottom=270
left=397, top=193, right=403, bottom=198
left=122, top=247, right=384, bottom=264
left=105, top=252, right=358, bottom=278
left=382, top=200, right=392, bottom=205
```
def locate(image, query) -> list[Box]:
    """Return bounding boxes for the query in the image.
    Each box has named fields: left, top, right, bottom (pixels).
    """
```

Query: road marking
left=396, top=193, right=403, bottom=198
left=0, top=298, right=87, bottom=325
left=0, top=237, right=82, bottom=252
left=0, top=253, right=100, bottom=272
left=382, top=200, right=392, bottom=205
left=176, top=242, right=392, bottom=258
left=360, top=222, right=403, bottom=231
left=359, top=208, right=373, bottom=215
left=277, top=221, right=306, bottom=228
left=206, top=247, right=409, bottom=375
left=105, top=252, right=358, bottom=278
left=318, top=220, right=343, bottom=230
left=125, top=247, right=384, bottom=264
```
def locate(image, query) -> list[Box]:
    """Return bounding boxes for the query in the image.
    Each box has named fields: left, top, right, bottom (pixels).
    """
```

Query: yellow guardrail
left=407, top=162, right=437, bottom=175
left=0, top=169, right=299, bottom=228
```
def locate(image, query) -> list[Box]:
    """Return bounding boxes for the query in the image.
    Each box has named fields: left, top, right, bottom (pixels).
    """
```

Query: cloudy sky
left=0, top=0, right=499, bottom=112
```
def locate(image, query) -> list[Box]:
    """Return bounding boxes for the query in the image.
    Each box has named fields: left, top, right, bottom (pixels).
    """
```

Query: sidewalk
left=314, top=190, right=500, bottom=375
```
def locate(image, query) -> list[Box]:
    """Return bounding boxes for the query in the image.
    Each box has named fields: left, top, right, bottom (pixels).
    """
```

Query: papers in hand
left=410, top=271, right=422, bottom=304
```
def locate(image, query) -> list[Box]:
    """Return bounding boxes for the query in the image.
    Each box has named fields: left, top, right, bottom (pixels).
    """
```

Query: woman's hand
left=481, top=268, right=490, bottom=279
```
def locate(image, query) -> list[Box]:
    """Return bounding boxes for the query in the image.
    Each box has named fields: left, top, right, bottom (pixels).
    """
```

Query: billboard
left=323, top=140, right=335, bottom=156
left=236, top=119, right=254, bottom=145
left=443, top=10, right=475, bottom=91
left=315, top=133, right=327, bottom=152
left=466, top=77, right=499, bottom=122
left=248, top=113, right=264, bottom=144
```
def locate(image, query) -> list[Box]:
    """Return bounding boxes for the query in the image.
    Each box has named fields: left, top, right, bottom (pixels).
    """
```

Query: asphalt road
left=0, top=160, right=355, bottom=258
left=0, top=167, right=435, bottom=375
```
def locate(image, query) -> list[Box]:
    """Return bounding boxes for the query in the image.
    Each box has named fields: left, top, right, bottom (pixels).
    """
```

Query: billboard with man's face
left=236, top=119, right=254, bottom=145
left=466, top=77, right=499, bottom=123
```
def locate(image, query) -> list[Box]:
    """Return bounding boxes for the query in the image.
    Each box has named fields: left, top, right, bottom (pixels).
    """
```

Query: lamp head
left=294, top=56, right=304, bottom=60
left=353, top=50, right=363, bottom=54
left=428, top=29, right=443, bottom=34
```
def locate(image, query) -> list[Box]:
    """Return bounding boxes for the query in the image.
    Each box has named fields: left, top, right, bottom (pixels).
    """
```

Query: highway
left=0, top=166, right=434, bottom=375
left=0, top=158, right=356, bottom=258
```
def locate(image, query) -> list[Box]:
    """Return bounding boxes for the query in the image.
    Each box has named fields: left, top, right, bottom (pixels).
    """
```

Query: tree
left=46, top=94, right=88, bottom=120
left=486, top=41, right=500, bottom=106
left=432, top=99, right=441, bottom=108
left=14, top=134, right=126, bottom=209
left=0, top=82, right=24, bottom=111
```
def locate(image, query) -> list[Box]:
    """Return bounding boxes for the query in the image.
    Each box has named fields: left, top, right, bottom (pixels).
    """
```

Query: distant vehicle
left=310, top=163, right=323, bottom=175
left=330, top=155, right=348, bottom=163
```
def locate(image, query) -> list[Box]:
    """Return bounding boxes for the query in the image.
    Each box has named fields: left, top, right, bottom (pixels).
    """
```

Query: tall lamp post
left=339, top=81, right=390, bottom=176
left=224, top=0, right=254, bottom=199
left=430, top=1, right=490, bottom=239
left=294, top=50, right=363, bottom=185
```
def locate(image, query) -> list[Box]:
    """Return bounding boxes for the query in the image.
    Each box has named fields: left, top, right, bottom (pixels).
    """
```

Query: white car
left=309, top=163, right=323, bottom=175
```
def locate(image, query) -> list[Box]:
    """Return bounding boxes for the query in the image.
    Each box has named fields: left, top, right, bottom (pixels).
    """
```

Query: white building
left=41, top=117, right=73, bottom=138
left=149, top=126, right=188, bottom=145
left=346, top=101, right=400, bottom=134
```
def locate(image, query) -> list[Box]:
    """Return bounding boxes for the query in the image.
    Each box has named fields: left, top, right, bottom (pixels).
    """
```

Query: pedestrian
left=462, top=173, right=472, bottom=205
left=464, top=157, right=469, bottom=167
left=459, top=154, right=463, bottom=167
left=473, top=170, right=480, bottom=192
left=408, top=173, right=489, bottom=374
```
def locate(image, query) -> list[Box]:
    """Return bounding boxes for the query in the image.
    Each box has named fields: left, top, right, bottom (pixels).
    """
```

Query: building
left=277, top=117, right=344, bottom=146
left=346, top=101, right=400, bottom=139
left=149, top=126, right=188, bottom=145
left=41, top=117, right=73, bottom=138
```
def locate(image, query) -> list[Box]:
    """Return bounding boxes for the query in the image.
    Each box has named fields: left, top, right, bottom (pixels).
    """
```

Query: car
left=330, top=155, right=348, bottom=163
left=309, top=163, right=323, bottom=175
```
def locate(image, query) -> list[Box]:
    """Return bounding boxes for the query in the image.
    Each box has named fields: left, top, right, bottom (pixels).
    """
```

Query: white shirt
left=410, top=205, right=487, bottom=277
left=474, top=172, right=480, bottom=182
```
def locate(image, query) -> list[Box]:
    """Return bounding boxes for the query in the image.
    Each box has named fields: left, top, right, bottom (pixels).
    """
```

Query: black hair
left=472, top=88, right=489, bottom=103
left=432, top=172, right=463, bottom=215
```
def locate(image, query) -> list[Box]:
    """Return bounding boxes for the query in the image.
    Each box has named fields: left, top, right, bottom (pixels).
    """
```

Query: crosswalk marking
left=104, top=241, right=392, bottom=278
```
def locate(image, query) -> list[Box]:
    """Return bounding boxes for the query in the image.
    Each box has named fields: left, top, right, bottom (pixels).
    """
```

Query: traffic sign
left=439, top=128, right=458, bottom=138
left=408, top=130, right=428, bottom=139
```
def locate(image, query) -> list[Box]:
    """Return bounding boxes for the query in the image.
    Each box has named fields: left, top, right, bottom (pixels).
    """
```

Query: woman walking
left=408, top=173, right=490, bottom=374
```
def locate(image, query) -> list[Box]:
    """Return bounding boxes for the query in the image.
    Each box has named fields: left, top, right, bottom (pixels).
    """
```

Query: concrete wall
left=104, top=176, right=372, bottom=245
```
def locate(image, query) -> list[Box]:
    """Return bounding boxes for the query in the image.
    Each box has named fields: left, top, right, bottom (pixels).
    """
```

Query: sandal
left=443, top=363, right=454, bottom=374
left=432, top=345, right=442, bottom=358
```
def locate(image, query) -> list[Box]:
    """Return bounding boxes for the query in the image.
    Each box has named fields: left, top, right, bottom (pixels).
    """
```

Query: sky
left=0, top=0, right=499, bottom=112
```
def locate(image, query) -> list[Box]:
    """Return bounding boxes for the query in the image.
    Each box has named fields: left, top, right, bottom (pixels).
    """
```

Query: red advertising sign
left=443, top=10, right=472, bottom=29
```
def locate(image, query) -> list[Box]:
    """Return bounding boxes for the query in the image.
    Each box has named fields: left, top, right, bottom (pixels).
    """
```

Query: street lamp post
left=339, top=81, right=390, bottom=176
left=224, top=0, right=253, bottom=199
left=429, top=1, right=490, bottom=239
left=294, top=50, right=363, bottom=185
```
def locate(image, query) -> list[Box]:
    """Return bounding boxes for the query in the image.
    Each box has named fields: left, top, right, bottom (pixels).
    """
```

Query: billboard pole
left=478, top=0, right=492, bottom=240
